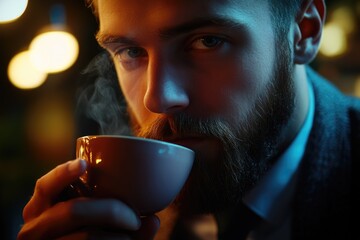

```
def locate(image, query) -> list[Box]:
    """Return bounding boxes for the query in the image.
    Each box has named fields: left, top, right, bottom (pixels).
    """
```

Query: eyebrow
left=96, top=16, right=246, bottom=47
left=158, top=16, right=246, bottom=39
left=96, top=33, right=138, bottom=48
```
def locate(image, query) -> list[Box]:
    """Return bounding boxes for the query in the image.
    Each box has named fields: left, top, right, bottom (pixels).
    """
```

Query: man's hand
left=17, top=159, right=160, bottom=240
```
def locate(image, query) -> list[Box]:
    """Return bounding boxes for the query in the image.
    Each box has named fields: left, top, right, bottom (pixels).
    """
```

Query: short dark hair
left=85, top=0, right=303, bottom=32
left=85, top=0, right=303, bottom=24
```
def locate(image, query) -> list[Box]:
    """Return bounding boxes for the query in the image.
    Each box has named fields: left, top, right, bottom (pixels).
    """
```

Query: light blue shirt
left=243, top=79, right=315, bottom=239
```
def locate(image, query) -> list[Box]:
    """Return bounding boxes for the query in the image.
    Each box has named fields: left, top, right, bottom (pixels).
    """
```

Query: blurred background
left=0, top=0, right=359, bottom=239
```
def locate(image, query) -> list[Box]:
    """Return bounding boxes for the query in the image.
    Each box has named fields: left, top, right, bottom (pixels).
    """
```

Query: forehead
left=97, top=0, right=271, bottom=35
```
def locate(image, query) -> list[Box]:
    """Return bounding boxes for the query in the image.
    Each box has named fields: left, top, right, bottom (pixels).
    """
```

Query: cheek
left=115, top=64, right=149, bottom=126
left=245, top=27, right=277, bottom=92
left=192, top=51, right=276, bottom=124
left=225, top=43, right=277, bottom=114
left=190, top=58, right=254, bottom=116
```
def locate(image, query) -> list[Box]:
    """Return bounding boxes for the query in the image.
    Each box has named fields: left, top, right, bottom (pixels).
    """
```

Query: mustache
left=134, top=113, right=240, bottom=147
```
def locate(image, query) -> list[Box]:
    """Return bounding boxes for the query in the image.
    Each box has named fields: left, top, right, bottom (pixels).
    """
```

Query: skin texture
left=17, top=0, right=325, bottom=239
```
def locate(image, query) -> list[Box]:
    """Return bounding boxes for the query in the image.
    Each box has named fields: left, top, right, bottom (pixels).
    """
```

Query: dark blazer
left=293, top=67, right=360, bottom=239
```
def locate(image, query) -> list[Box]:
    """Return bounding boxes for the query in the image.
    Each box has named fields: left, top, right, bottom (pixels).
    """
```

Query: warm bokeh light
left=0, top=0, right=28, bottom=23
left=332, top=6, right=355, bottom=34
left=29, top=30, right=79, bottom=73
left=319, top=22, right=347, bottom=57
left=355, top=76, right=360, bottom=98
left=25, top=94, right=76, bottom=164
left=8, top=51, right=48, bottom=89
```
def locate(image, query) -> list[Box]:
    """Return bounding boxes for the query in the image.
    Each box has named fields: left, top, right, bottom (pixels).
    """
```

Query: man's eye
left=114, top=47, right=147, bottom=62
left=190, top=36, right=224, bottom=50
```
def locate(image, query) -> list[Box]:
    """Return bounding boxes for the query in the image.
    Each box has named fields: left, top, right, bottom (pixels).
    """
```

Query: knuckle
left=33, top=164, right=63, bottom=198
left=22, top=201, right=33, bottom=222
left=17, top=223, right=36, bottom=240
left=34, top=178, right=46, bottom=198
left=22, top=194, right=43, bottom=222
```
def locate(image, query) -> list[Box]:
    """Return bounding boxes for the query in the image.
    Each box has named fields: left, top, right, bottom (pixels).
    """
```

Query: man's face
left=96, top=0, right=294, bottom=213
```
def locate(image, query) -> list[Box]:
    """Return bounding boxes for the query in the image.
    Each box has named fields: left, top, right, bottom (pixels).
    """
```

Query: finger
left=71, top=198, right=141, bottom=230
left=134, top=215, right=160, bottom=240
left=23, top=159, right=87, bottom=221
left=18, top=198, right=141, bottom=240
left=56, top=230, right=131, bottom=240
left=57, top=216, right=161, bottom=240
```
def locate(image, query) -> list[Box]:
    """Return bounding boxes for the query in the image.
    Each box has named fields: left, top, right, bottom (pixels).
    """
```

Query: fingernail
left=68, top=159, right=87, bottom=174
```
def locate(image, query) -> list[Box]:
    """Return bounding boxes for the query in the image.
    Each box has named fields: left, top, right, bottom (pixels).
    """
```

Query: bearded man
left=18, top=0, right=358, bottom=239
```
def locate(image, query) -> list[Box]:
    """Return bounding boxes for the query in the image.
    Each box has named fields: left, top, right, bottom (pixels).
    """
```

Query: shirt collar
left=243, top=78, right=315, bottom=225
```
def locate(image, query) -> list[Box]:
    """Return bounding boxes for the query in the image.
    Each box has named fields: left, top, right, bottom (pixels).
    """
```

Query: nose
left=144, top=58, right=189, bottom=114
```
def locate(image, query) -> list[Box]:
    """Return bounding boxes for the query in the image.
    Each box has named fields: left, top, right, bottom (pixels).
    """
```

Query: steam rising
left=76, top=51, right=131, bottom=135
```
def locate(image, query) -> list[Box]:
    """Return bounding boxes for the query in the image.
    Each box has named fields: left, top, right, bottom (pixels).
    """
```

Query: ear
left=294, top=0, right=326, bottom=64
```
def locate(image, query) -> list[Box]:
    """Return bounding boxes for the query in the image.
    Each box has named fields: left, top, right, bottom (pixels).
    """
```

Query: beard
left=130, top=39, right=295, bottom=215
